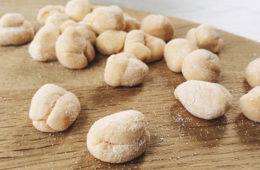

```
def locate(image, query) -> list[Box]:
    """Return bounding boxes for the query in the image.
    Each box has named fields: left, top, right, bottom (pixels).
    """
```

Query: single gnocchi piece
left=124, top=30, right=165, bottom=63
left=104, top=52, right=149, bottom=87
left=87, top=110, right=150, bottom=163
left=164, top=38, right=198, bottom=73
left=245, top=57, right=260, bottom=87
left=96, top=30, right=127, bottom=55
left=182, top=49, right=221, bottom=82
left=29, top=84, right=81, bottom=132
left=240, top=86, right=260, bottom=122
left=83, top=6, right=125, bottom=34
left=123, top=13, right=140, bottom=32
left=29, top=23, right=59, bottom=61
left=56, top=24, right=96, bottom=69
left=141, top=14, right=174, bottom=41
left=65, top=0, right=92, bottom=21
left=186, top=24, right=224, bottom=53
left=174, top=80, right=232, bottom=120
left=37, top=5, right=65, bottom=25
left=0, top=13, right=34, bottom=46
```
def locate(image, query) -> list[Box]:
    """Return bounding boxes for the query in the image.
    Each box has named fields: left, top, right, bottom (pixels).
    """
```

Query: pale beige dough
left=245, top=57, right=260, bottom=87
left=29, top=24, right=59, bottom=61
left=240, top=86, right=260, bottom=122
left=186, top=24, right=224, bottom=53
left=87, top=110, right=150, bottom=163
left=29, top=84, right=81, bottom=132
left=123, top=13, right=140, bottom=32
left=104, top=52, right=149, bottom=87
left=96, top=30, right=127, bottom=55
left=124, top=30, right=165, bottom=63
left=56, top=24, right=96, bottom=69
left=37, top=5, right=65, bottom=25
left=65, top=0, right=92, bottom=21
left=174, top=80, right=232, bottom=120
left=83, top=6, right=125, bottom=34
left=0, top=13, right=34, bottom=46
left=182, top=49, right=221, bottom=82
left=141, top=14, right=174, bottom=41
left=45, top=13, right=69, bottom=27
left=164, top=38, right=198, bottom=73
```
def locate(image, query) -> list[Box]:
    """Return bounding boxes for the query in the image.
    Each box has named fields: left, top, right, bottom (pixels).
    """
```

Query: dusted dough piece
left=37, top=5, right=65, bottom=25
left=186, top=24, right=224, bottom=53
left=29, top=24, right=59, bottom=61
left=29, top=84, right=81, bottom=132
left=164, top=38, right=198, bottom=73
left=141, top=14, right=174, bottom=41
left=174, top=80, right=232, bottom=120
left=87, top=110, right=150, bottom=163
left=65, top=0, right=92, bottom=21
left=245, top=57, right=260, bottom=87
left=182, top=49, right=221, bottom=82
left=124, top=30, right=165, bottom=63
left=45, top=13, right=69, bottom=27
left=104, top=53, right=149, bottom=87
left=83, top=6, right=125, bottom=34
left=240, top=86, right=260, bottom=122
left=56, top=24, right=96, bottom=69
left=0, top=13, right=34, bottom=46
left=96, top=30, right=127, bottom=55
left=123, top=13, right=140, bottom=32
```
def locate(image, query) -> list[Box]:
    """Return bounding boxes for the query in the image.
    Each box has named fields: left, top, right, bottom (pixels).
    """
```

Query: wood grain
left=1, top=0, right=260, bottom=169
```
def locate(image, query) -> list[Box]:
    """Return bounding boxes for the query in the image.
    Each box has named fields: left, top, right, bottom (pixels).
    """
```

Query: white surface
left=91, top=0, right=260, bottom=42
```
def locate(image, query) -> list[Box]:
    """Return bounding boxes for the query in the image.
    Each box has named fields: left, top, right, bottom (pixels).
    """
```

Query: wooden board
left=1, top=0, right=260, bottom=169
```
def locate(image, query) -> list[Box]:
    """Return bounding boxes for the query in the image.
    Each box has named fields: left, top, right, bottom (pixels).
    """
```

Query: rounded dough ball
left=29, top=84, right=81, bottom=132
left=87, top=110, right=150, bottom=163
left=240, top=86, right=260, bottom=122
left=45, top=13, right=69, bottom=27
left=186, top=24, right=224, bottom=53
left=29, top=24, right=59, bottom=61
left=164, top=38, right=198, bottom=73
left=0, top=13, right=34, bottom=46
left=245, top=58, right=260, bottom=87
left=83, top=6, right=125, bottom=34
left=37, top=5, right=65, bottom=25
left=141, top=14, right=174, bottom=41
left=123, top=13, right=140, bottom=32
left=96, top=30, right=126, bottom=55
left=104, top=52, right=149, bottom=87
left=56, top=24, right=96, bottom=69
left=124, top=30, right=165, bottom=63
left=174, top=80, right=232, bottom=120
left=182, top=49, right=221, bottom=82
left=65, top=0, right=92, bottom=21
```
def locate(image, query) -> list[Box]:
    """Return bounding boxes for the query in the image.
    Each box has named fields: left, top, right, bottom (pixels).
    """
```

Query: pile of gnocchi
left=1, top=0, right=260, bottom=164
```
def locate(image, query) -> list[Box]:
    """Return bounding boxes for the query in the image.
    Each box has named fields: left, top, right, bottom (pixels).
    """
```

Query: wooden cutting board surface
left=1, top=0, right=260, bottom=169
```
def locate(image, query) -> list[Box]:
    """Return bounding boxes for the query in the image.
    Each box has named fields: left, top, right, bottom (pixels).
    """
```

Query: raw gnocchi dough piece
left=0, top=13, right=34, bottom=46
left=104, top=52, right=149, bottom=87
left=123, top=13, right=140, bottom=32
left=29, top=84, right=81, bottom=132
left=174, top=80, right=232, bottom=120
left=240, top=86, right=260, bottom=122
left=96, top=30, right=127, bottom=55
left=87, top=110, right=150, bottom=163
left=55, top=24, right=96, bottom=69
left=29, top=23, right=59, bottom=61
left=45, top=13, right=69, bottom=27
left=37, top=5, right=65, bottom=25
left=245, top=57, right=260, bottom=87
left=182, top=49, right=221, bottom=82
left=186, top=24, right=224, bottom=53
left=65, top=0, right=92, bottom=21
left=141, top=14, right=174, bottom=41
left=83, top=6, right=125, bottom=34
left=164, top=38, right=198, bottom=73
